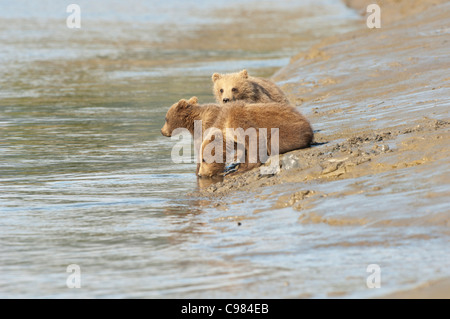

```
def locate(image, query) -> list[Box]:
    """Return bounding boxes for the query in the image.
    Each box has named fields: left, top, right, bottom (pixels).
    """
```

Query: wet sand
left=380, top=278, right=450, bottom=299
left=194, top=0, right=450, bottom=298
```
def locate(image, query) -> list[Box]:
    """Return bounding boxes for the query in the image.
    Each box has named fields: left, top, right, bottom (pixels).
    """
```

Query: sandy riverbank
left=194, top=0, right=450, bottom=298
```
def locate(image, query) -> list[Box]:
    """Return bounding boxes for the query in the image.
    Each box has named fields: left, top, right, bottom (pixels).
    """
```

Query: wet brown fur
left=198, top=101, right=313, bottom=177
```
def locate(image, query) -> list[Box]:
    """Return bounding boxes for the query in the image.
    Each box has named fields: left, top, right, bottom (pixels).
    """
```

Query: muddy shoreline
left=195, top=117, right=449, bottom=198
left=194, top=0, right=450, bottom=197
left=192, top=0, right=450, bottom=298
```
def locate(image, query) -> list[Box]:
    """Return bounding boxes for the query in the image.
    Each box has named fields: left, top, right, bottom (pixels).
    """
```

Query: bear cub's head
left=161, top=96, right=198, bottom=137
left=212, top=69, right=253, bottom=104
left=198, top=128, right=226, bottom=178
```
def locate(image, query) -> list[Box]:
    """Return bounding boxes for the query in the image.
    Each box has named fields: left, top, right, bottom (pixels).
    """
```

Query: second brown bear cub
left=198, top=102, right=313, bottom=177
left=212, top=69, right=291, bottom=105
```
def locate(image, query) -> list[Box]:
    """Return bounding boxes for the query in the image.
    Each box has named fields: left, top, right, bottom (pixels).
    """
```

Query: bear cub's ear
left=177, top=97, right=197, bottom=109
left=212, top=73, right=221, bottom=82
left=239, top=69, right=248, bottom=79
left=188, top=96, right=198, bottom=105
left=177, top=99, right=189, bottom=108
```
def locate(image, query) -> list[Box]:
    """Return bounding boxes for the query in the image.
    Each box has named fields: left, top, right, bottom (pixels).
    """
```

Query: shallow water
left=4, top=0, right=446, bottom=299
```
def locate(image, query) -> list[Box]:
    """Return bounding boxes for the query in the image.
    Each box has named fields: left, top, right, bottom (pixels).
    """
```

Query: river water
left=3, top=0, right=445, bottom=298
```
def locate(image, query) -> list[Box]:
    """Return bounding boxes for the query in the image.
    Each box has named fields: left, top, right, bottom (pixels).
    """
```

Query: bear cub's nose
left=223, top=98, right=230, bottom=103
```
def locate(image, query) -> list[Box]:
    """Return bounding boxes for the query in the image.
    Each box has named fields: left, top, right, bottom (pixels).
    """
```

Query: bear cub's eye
left=231, top=88, right=238, bottom=92
left=219, top=89, right=224, bottom=93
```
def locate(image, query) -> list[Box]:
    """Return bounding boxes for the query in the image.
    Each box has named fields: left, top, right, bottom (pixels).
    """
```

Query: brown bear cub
left=161, top=96, right=220, bottom=174
left=212, top=69, right=291, bottom=105
left=161, top=96, right=219, bottom=138
left=198, top=102, right=313, bottom=178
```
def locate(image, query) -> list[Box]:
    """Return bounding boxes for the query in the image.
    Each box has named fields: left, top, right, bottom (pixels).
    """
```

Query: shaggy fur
left=198, top=101, right=313, bottom=177
left=212, top=69, right=291, bottom=105
left=161, top=96, right=221, bottom=174
left=161, top=96, right=220, bottom=137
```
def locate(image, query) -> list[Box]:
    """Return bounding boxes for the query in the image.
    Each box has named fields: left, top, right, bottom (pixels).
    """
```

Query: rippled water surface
left=4, top=0, right=448, bottom=299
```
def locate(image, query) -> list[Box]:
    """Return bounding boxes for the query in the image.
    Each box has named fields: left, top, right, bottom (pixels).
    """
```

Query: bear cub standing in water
left=212, top=69, right=291, bottom=105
